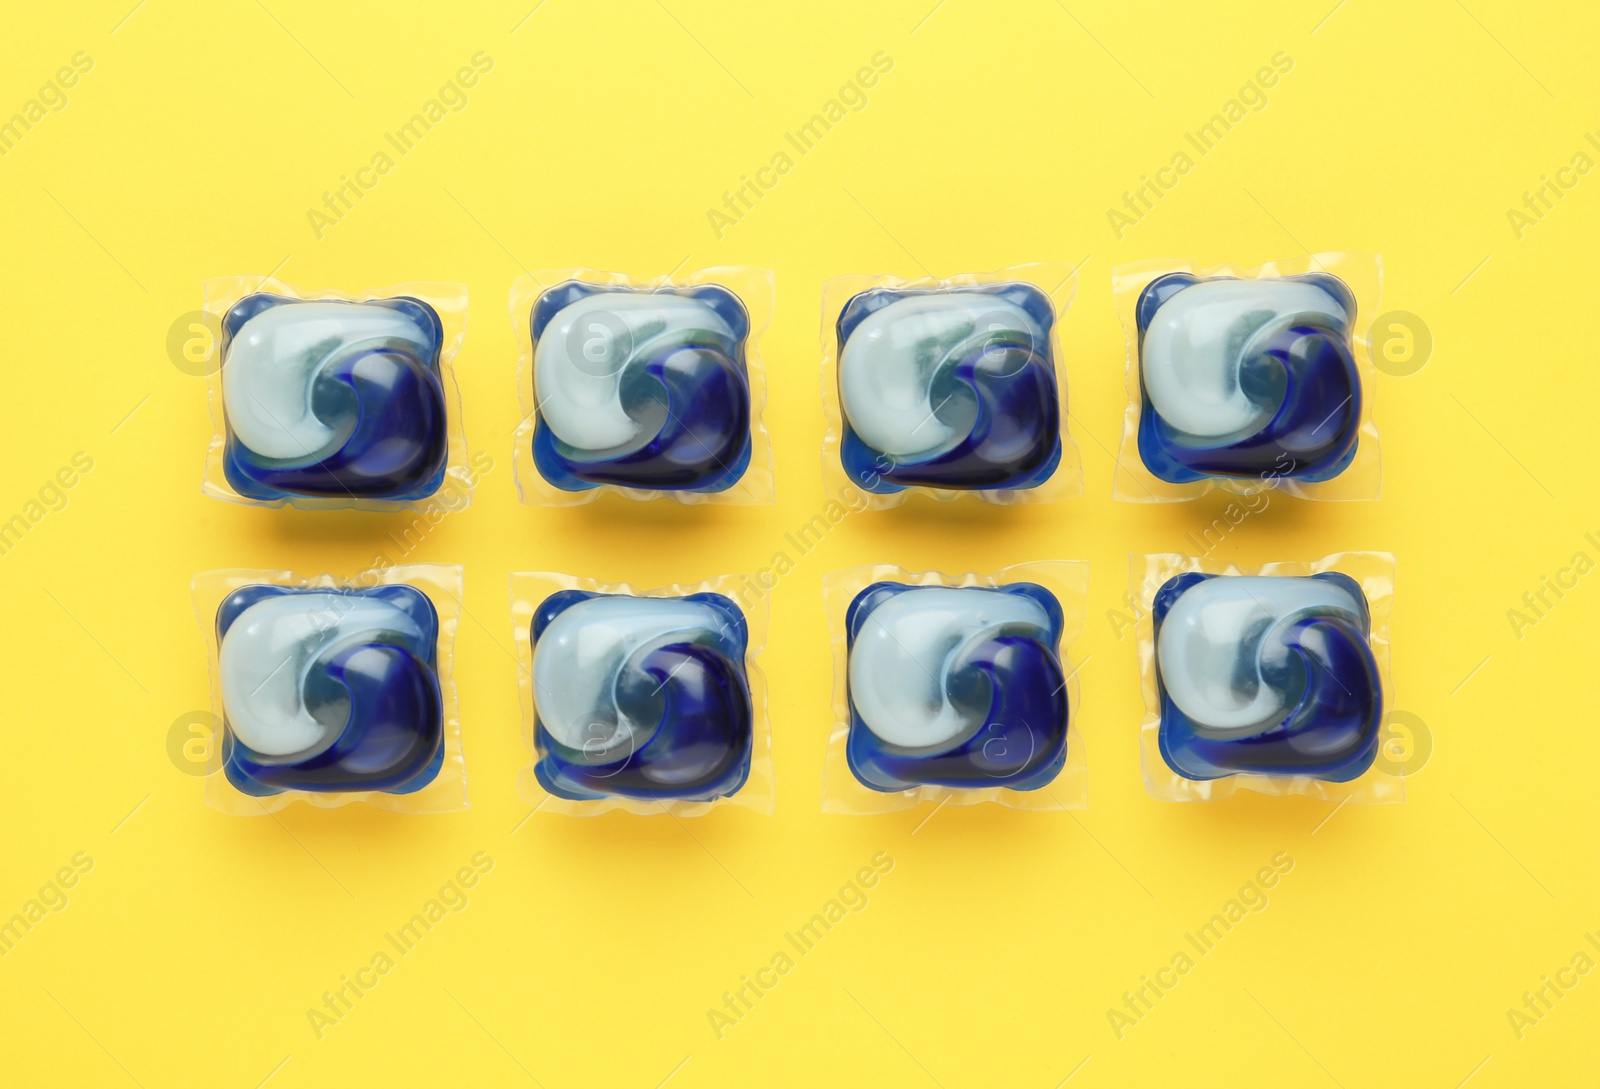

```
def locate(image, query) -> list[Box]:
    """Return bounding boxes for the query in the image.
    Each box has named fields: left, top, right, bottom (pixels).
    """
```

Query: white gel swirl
left=219, top=593, right=426, bottom=758
left=533, top=596, right=731, bottom=759
left=1141, top=280, right=1348, bottom=440
left=223, top=302, right=432, bottom=463
left=534, top=294, right=737, bottom=457
left=849, top=587, right=1052, bottom=751
left=1156, top=576, right=1366, bottom=737
left=839, top=295, right=1044, bottom=459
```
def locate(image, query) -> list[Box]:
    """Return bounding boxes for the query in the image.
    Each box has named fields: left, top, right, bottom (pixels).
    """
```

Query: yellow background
left=2, top=1, right=1596, bottom=1085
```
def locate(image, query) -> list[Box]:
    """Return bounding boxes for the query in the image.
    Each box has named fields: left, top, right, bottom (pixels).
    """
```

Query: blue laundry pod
left=844, top=582, right=1069, bottom=791
left=530, top=282, right=754, bottom=492
left=1136, top=273, right=1362, bottom=484
left=215, top=584, right=445, bottom=795
left=1153, top=572, right=1382, bottom=781
left=219, top=294, right=450, bottom=503
left=835, top=283, right=1062, bottom=493
left=530, top=591, right=754, bottom=802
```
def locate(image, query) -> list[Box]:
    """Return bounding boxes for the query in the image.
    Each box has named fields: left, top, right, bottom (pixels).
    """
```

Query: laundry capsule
left=219, top=295, right=451, bottom=502
left=1135, top=273, right=1363, bottom=485
left=529, top=282, right=755, bottom=493
left=835, top=283, right=1063, bottom=494
left=215, top=584, right=446, bottom=796
left=529, top=590, right=755, bottom=802
left=1152, top=572, right=1382, bottom=781
left=844, top=582, right=1070, bottom=792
